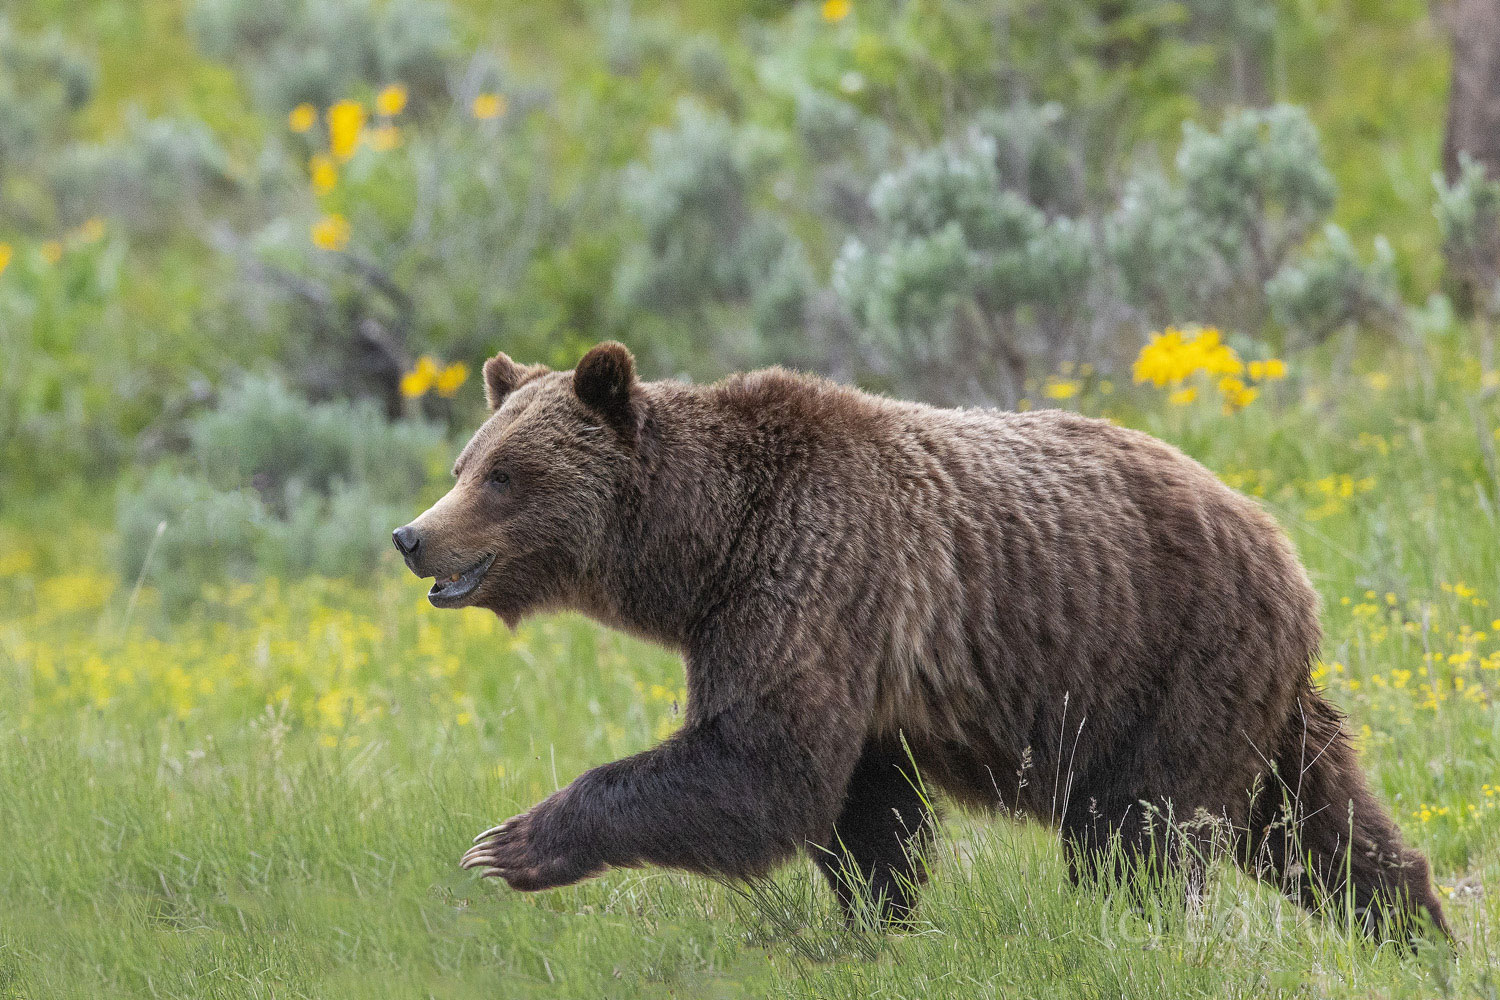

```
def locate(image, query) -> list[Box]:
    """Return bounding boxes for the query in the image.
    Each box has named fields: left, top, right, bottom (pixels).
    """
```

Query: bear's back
left=700, top=370, right=1319, bottom=764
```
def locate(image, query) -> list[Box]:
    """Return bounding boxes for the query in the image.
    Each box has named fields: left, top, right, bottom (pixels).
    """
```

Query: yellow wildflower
left=367, top=124, right=402, bottom=153
left=328, top=100, right=366, bottom=162
left=1366, top=371, right=1391, bottom=392
left=1168, top=386, right=1198, bottom=407
left=472, top=93, right=506, bottom=120
left=1263, top=358, right=1288, bottom=380
left=376, top=83, right=408, bottom=117
left=310, top=154, right=338, bottom=195
left=288, top=103, right=317, bottom=133
left=1044, top=378, right=1079, bottom=400
left=1218, top=376, right=1258, bottom=412
left=401, top=356, right=440, bottom=398
left=0, top=243, right=11, bottom=276
left=1133, top=326, right=1242, bottom=387
left=310, top=213, right=351, bottom=251
left=434, top=361, right=470, bottom=398
left=822, top=0, right=852, bottom=21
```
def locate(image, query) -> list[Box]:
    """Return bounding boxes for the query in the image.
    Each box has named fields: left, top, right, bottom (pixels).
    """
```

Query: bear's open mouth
left=427, top=553, right=496, bottom=608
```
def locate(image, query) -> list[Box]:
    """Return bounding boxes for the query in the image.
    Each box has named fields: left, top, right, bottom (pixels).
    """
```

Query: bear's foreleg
left=462, top=703, right=854, bottom=891
left=811, top=736, right=934, bottom=925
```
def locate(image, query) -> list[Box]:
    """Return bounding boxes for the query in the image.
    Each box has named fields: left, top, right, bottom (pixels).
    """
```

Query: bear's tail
left=1244, top=686, right=1449, bottom=942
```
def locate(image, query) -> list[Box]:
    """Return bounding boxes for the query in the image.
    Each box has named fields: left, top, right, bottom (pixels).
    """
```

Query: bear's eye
left=488, top=469, right=511, bottom=489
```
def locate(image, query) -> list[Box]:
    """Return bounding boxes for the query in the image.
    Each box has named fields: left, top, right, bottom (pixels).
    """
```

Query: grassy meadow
left=5, top=332, right=1500, bottom=998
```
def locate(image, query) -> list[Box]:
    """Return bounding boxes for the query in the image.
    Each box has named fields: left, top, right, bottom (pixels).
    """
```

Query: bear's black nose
left=392, top=525, right=422, bottom=557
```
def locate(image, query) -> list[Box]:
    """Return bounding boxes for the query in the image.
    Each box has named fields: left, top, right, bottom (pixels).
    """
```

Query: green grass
left=4, top=334, right=1500, bottom=998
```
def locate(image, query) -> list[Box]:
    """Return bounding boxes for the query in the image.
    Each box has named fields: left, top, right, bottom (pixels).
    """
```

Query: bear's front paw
left=460, top=805, right=602, bottom=892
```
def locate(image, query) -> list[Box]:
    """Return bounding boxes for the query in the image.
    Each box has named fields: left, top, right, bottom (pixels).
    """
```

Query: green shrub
left=51, top=112, right=236, bottom=235
left=0, top=17, right=93, bottom=187
left=1433, top=153, right=1500, bottom=319
left=834, top=127, right=1094, bottom=404
left=116, top=469, right=266, bottom=605
left=1176, top=105, right=1336, bottom=287
left=1108, top=105, right=1344, bottom=333
left=615, top=99, right=820, bottom=368
left=189, top=376, right=437, bottom=505
left=1266, top=225, right=1402, bottom=346
left=190, top=0, right=456, bottom=115
left=117, top=376, right=444, bottom=606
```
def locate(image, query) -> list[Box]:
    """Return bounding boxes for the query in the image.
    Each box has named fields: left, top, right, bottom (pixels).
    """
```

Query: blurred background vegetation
left=5, top=2, right=1500, bottom=995
left=1, top=0, right=1494, bottom=594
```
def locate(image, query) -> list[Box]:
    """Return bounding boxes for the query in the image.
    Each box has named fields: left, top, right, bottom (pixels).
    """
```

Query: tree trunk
left=1440, top=0, right=1500, bottom=183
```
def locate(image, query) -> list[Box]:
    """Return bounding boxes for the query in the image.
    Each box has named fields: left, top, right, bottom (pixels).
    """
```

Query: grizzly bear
left=392, top=342, right=1447, bottom=939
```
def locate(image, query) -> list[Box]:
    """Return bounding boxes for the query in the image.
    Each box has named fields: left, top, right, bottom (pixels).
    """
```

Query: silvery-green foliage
left=834, top=222, right=972, bottom=366
left=51, top=113, right=234, bottom=233
left=0, top=18, right=93, bottom=179
left=1433, top=153, right=1500, bottom=316
left=794, top=88, right=886, bottom=165
left=117, top=469, right=267, bottom=605
left=751, top=240, right=818, bottom=360
left=371, top=0, right=454, bottom=97
left=618, top=99, right=813, bottom=339
left=1266, top=225, right=1401, bottom=344
left=967, top=103, right=1083, bottom=215
left=678, top=34, right=734, bottom=103
left=188, top=376, right=441, bottom=506
left=1176, top=104, right=1336, bottom=284
left=599, top=0, right=676, bottom=78
left=795, top=88, right=893, bottom=235
left=190, top=0, right=454, bottom=114
left=1106, top=171, right=1226, bottom=325
left=1109, top=104, right=1340, bottom=330
left=118, top=376, right=446, bottom=605
left=834, top=129, right=1093, bottom=402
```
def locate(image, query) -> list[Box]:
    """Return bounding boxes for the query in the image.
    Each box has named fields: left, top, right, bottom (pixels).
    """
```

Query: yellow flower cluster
left=1302, top=473, right=1376, bottom=521
left=1133, top=326, right=1287, bottom=414
left=375, top=83, right=408, bottom=117
left=400, top=355, right=470, bottom=399
left=293, top=87, right=410, bottom=252
left=288, top=103, right=316, bottom=133
left=1043, top=378, right=1079, bottom=400
left=822, top=0, right=852, bottom=22
left=328, top=100, right=366, bottom=163
left=0, top=217, right=107, bottom=277
left=471, top=93, right=506, bottom=120
left=310, top=213, right=351, bottom=252
left=1320, top=585, right=1499, bottom=717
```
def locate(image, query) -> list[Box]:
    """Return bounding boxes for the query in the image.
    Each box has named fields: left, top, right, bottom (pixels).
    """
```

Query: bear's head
left=392, top=342, right=641, bottom=625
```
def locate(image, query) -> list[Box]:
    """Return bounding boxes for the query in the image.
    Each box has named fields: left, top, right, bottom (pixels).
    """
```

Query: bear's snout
left=392, top=524, right=422, bottom=568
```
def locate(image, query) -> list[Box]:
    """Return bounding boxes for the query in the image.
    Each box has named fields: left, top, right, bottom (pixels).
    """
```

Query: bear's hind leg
left=1062, top=795, right=1216, bottom=908
left=812, top=737, right=934, bottom=925
left=1241, top=693, right=1449, bottom=942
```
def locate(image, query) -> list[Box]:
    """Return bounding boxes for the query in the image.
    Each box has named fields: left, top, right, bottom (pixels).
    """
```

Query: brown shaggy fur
left=395, top=342, right=1447, bottom=939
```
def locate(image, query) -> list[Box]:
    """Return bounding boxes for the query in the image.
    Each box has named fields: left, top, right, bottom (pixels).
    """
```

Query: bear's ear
left=573, top=341, right=638, bottom=439
left=483, top=351, right=545, bottom=411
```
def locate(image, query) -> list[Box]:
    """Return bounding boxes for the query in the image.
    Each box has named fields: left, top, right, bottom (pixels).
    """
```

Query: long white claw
left=472, top=823, right=506, bottom=844
left=482, top=867, right=505, bottom=878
